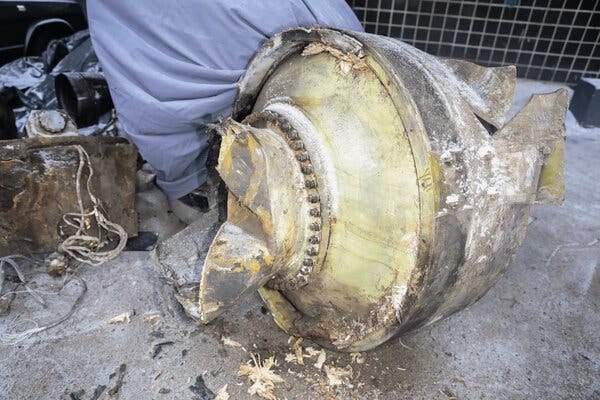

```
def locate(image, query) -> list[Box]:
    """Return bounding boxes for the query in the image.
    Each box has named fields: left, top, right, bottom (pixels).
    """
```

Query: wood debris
left=215, top=384, right=230, bottom=400
left=301, top=42, right=370, bottom=76
left=313, top=349, right=327, bottom=370
left=284, top=339, right=328, bottom=370
left=221, top=336, right=243, bottom=348
left=238, top=354, right=284, bottom=400
left=284, top=353, right=296, bottom=363
left=292, top=338, right=304, bottom=365
left=323, top=365, right=353, bottom=387
left=143, top=312, right=162, bottom=330
left=143, top=313, right=160, bottom=323
left=350, top=352, right=366, bottom=364
left=107, top=311, right=131, bottom=324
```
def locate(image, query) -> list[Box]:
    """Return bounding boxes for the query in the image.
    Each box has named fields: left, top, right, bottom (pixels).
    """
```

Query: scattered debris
left=323, top=365, right=353, bottom=387
left=189, top=375, right=215, bottom=400
left=151, top=340, right=175, bottom=358
left=214, top=384, right=230, bottom=400
left=45, top=252, right=69, bottom=277
left=221, top=336, right=243, bottom=348
left=313, top=349, right=327, bottom=370
left=350, top=352, right=366, bottom=365
left=283, top=339, right=329, bottom=372
left=107, top=364, right=127, bottom=396
left=143, top=312, right=161, bottom=325
left=440, top=387, right=459, bottom=399
left=292, top=338, right=304, bottom=365
left=90, top=385, right=106, bottom=400
left=107, top=311, right=131, bottom=324
left=284, top=352, right=296, bottom=364
left=69, top=389, right=86, bottom=400
left=301, top=42, right=369, bottom=75
left=238, top=354, right=284, bottom=400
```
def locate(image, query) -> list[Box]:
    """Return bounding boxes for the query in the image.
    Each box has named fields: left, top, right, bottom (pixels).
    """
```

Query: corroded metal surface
left=198, top=28, right=567, bottom=351
left=25, top=110, right=78, bottom=138
left=0, top=136, right=138, bottom=256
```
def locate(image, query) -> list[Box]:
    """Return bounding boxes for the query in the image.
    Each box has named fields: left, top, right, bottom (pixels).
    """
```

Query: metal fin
left=198, top=221, right=275, bottom=323
left=439, top=58, right=516, bottom=129
left=494, top=89, right=568, bottom=145
left=494, top=89, right=568, bottom=204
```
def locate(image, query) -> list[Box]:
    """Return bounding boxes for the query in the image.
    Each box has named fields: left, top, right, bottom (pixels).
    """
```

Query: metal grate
left=347, top=0, right=600, bottom=83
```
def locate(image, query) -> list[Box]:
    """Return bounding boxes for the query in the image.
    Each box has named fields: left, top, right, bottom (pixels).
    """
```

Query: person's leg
left=127, top=126, right=209, bottom=200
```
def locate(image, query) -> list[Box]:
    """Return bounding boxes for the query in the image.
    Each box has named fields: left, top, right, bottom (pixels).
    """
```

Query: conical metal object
left=197, top=28, right=567, bottom=351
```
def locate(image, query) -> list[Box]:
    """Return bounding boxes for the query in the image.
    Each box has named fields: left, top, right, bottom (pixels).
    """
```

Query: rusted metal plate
left=0, top=136, right=137, bottom=256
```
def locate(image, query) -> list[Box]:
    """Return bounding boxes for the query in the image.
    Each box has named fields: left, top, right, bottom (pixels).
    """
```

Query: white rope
left=0, top=256, right=45, bottom=307
left=57, top=145, right=128, bottom=266
left=0, top=255, right=86, bottom=345
left=0, top=272, right=87, bottom=345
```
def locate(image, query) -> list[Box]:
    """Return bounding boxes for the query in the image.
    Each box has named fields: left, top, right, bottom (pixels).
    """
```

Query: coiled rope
left=57, top=144, right=128, bottom=265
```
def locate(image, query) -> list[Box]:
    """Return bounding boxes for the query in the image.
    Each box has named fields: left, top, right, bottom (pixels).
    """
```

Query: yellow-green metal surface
left=196, top=28, right=567, bottom=352
left=250, top=50, right=431, bottom=349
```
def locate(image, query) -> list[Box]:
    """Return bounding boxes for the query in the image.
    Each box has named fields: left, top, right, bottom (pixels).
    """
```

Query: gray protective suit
left=87, top=1, right=362, bottom=199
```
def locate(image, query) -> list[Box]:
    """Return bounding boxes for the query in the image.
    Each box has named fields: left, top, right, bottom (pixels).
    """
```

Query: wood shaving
left=313, top=350, right=327, bottom=370
left=323, top=365, right=353, bottom=387
left=215, top=384, right=230, bottom=400
left=301, top=42, right=370, bottom=76
left=284, top=343, right=326, bottom=370
left=143, top=313, right=160, bottom=323
left=301, top=42, right=327, bottom=56
left=221, top=336, right=243, bottom=348
left=238, top=354, right=284, bottom=400
left=143, top=313, right=161, bottom=329
left=350, top=352, right=366, bottom=364
left=107, top=311, right=131, bottom=324
left=304, top=347, right=320, bottom=357
left=284, top=353, right=296, bottom=363
left=292, top=338, right=304, bottom=365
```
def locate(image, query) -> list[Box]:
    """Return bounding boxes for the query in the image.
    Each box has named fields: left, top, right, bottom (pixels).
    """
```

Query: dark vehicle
left=0, top=0, right=86, bottom=66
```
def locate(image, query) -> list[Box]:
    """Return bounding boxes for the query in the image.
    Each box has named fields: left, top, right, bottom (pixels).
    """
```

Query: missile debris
left=196, top=28, right=567, bottom=351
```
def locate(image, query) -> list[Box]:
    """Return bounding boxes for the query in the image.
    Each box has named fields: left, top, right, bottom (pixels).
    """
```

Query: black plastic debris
left=0, top=30, right=114, bottom=137
left=56, top=72, right=113, bottom=126
left=189, top=375, right=216, bottom=400
left=0, top=90, right=17, bottom=140
left=125, top=231, right=159, bottom=252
